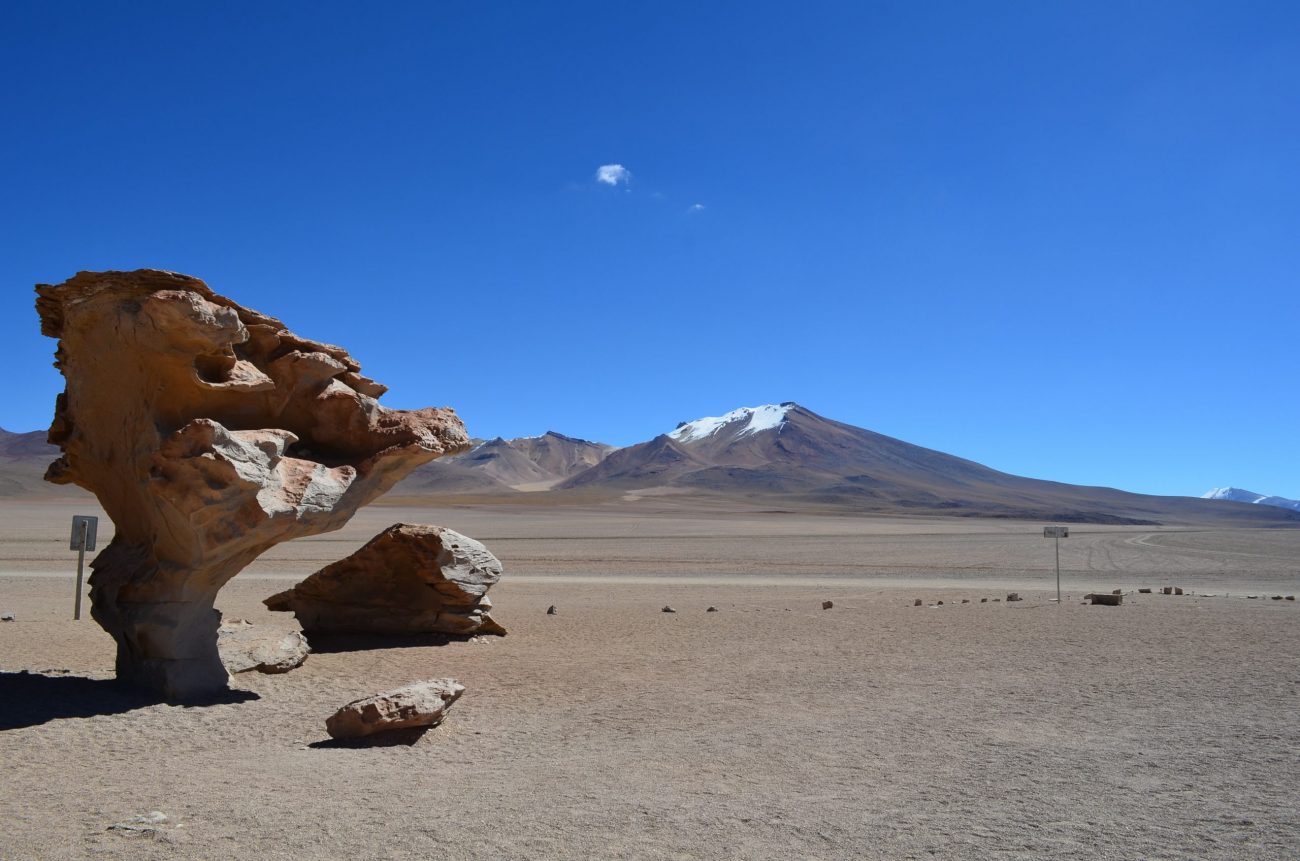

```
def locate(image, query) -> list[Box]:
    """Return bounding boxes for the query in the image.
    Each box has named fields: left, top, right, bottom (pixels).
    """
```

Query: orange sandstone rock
left=36, top=269, right=468, bottom=699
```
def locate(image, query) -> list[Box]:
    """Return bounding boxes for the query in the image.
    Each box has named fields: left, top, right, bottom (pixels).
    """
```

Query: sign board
left=70, top=515, right=99, bottom=552
left=1043, top=526, right=1069, bottom=538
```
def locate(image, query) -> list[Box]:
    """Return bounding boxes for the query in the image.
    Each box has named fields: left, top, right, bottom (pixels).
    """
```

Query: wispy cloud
left=687, top=203, right=706, bottom=213
left=596, top=164, right=631, bottom=186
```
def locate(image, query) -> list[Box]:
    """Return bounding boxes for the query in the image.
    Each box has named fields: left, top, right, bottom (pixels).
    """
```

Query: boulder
left=217, top=621, right=309, bottom=674
left=913, top=599, right=923, bottom=606
left=1138, top=588, right=1152, bottom=594
left=546, top=605, right=558, bottom=615
left=1086, top=593, right=1123, bottom=606
left=821, top=600, right=834, bottom=610
left=326, top=679, right=465, bottom=739
left=265, top=524, right=504, bottom=637
left=1174, top=587, right=1184, bottom=595
left=35, top=270, right=467, bottom=699
left=662, top=606, right=677, bottom=614
left=706, top=606, right=719, bottom=612
left=1007, top=593, right=1022, bottom=602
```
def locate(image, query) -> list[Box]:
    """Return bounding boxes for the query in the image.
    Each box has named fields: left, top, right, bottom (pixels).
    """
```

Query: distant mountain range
left=5, top=406, right=1299, bottom=526
left=1202, top=487, right=1300, bottom=513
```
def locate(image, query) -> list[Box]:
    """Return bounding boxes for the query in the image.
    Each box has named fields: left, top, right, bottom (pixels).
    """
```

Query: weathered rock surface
left=264, top=523, right=504, bottom=637
left=37, top=270, right=468, bottom=699
left=217, top=621, right=310, bottom=674
left=326, top=679, right=465, bottom=739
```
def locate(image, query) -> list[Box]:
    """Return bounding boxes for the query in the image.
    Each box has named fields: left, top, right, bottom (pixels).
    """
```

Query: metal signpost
left=1043, top=525, right=1069, bottom=605
left=70, top=515, right=99, bottom=620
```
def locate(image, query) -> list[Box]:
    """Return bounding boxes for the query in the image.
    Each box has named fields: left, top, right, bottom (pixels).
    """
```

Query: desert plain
left=1, top=496, right=1298, bottom=860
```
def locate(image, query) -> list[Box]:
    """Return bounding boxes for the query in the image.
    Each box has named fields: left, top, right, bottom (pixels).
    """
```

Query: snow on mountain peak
left=668, top=404, right=792, bottom=443
left=1201, top=487, right=1300, bottom=512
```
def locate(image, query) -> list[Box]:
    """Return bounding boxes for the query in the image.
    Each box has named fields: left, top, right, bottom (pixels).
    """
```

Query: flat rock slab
left=217, top=622, right=309, bottom=674
left=326, top=679, right=465, bottom=739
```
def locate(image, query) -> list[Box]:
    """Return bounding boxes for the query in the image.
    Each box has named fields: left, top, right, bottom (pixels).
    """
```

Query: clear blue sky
left=2, top=1, right=1297, bottom=498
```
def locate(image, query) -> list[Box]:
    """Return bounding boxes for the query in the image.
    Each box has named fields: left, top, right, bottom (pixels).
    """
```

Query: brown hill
left=395, top=431, right=614, bottom=493
left=559, top=404, right=1300, bottom=526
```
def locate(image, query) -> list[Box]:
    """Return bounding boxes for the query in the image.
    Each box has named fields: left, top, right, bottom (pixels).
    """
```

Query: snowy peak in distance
left=1201, top=487, right=1300, bottom=512
left=669, top=403, right=795, bottom=443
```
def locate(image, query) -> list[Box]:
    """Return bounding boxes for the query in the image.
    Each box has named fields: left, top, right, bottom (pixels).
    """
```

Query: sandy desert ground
left=1, top=498, right=1298, bottom=860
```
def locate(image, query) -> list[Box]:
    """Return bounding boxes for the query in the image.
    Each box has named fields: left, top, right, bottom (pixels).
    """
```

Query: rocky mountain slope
left=559, top=404, right=1300, bottom=525
left=395, top=431, right=613, bottom=494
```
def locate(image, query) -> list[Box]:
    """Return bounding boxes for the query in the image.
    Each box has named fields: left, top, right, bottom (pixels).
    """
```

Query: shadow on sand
left=0, top=670, right=259, bottom=730
left=303, top=631, right=475, bottom=654
left=308, top=726, right=431, bottom=749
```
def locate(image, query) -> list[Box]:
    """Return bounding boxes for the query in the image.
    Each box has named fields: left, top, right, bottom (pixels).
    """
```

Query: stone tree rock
left=264, top=523, right=505, bottom=637
left=36, top=270, right=468, bottom=699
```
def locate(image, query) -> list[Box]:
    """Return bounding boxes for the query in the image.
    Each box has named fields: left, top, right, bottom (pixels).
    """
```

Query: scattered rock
left=1271, top=596, right=1283, bottom=601
left=992, top=598, right=1002, bottom=602
left=265, top=524, right=505, bottom=638
left=1006, top=593, right=1022, bottom=602
left=980, top=598, right=988, bottom=603
left=35, top=270, right=468, bottom=699
left=1174, top=587, right=1184, bottom=595
left=1086, top=593, right=1123, bottom=606
left=0, top=612, right=14, bottom=622
left=1248, top=595, right=1258, bottom=599
left=961, top=599, right=970, bottom=604
left=662, top=606, right=677, bottom=614
left=1287, top=596, right=1296, bottom=601
left=821, top=600, right=834, bottom=610
left=107, top=811, right=170, bottom=839
left=1162, top=587, right=1174, bottom=595
left=217, top=622, right=309, bottom=674
left=546, top=605, right=558, bottom=615
left=913, top=599, right=923, bottom=607
left=326, top=679, right=465, bottom=739
left=937, top=600, right=944, bottom=606
left=1138, top=588, right=1152, bottom=594
left=706, top=606, right=719, bottom=612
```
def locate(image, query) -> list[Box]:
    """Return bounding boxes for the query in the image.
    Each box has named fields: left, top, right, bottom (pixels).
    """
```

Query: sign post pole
left=69, top=515, right=99, bottom=621
left=74, top=520, right=87, bottom=621
left=1043, top=526, right=1069, bottom=606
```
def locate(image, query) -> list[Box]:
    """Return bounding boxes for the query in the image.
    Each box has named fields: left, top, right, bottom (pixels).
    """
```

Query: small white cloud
left=687, top=203, right=706, bottom=213
left=596, top=164, right=631, bottom=186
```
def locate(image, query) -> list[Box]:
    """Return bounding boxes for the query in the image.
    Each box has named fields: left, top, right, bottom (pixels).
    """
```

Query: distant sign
left=1043, top=526, right=1069, bottom=538
left=70, top=515, right=98, bottom=551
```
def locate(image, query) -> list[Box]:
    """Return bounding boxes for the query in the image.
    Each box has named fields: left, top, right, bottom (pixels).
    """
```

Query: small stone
left=218, top=623, right=309, bottom=674
left=1138, top=588, right=1152, bottom=594
left=993, top=598, right=1002, bottom=602
left=913, top=599, right=923, bottom=606
left=1287, top=596, right=1296, bottom=601
left=546, top=605, right=558, bottom=615
left=1162, top=586, right=1174, bottom=595
left=1006, top=593, right=1022, bottom=602
left=821, top=600, right=833, bottom=610
left=937, top=600, right=944, bottom=606
left=327, top=679, right=464, bottom=739
left=1173, top=587, right=1184, bottom=595
left=706, top=606, right=719, bottom=612
left=108, top=811, right=169, bottom=838
left=1271, top=595, right=1283, bottom=601
left=961, top=599, right=970, bottom=604
left=980, top=598, right=988, bottom=603
left=1086, top=593, right=1123, bottom=606
left=662, top=606, right=677, bottom=614
left=0, top=612, right=14, bottom=622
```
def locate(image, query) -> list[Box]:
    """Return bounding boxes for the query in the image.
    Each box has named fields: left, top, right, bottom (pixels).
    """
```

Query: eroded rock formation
left=265, top=523, right=505, bottom=637
left=37, top=269, right=468, bottom=698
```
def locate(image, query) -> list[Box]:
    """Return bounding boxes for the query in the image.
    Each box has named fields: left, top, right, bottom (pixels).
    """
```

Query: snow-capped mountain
left=1202, top=487, right=1300, bottom=513
left=559, top=403, right=1300, bottom=525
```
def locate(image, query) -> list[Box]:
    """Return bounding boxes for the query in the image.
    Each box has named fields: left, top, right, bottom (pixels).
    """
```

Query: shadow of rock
left=0, top=670, right=258, bottom=730
left=303, top=632, right=473, bottom=654
left=308, top=726, right=430, bottom=748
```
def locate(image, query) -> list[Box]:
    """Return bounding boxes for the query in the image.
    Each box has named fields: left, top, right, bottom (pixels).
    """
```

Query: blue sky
left=2, top=1, right=1297, bottom=498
